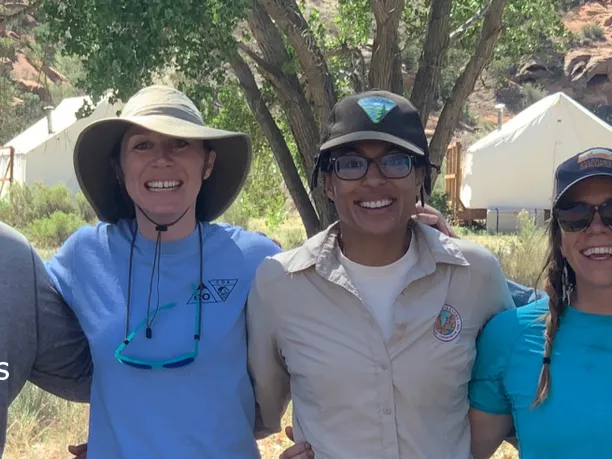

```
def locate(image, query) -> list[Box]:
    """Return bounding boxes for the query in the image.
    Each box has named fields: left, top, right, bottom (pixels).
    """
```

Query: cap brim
left=74, top=115, right=251, bottom=223
left=320, top=131, right=426, bottom=156
left=553, top=171, right=612, bottom=207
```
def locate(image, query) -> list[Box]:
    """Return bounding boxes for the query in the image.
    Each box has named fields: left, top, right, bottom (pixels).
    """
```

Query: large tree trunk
left=256, top=0, right=337, bottom=126
left=369, top=0, right=405, bottom=94
left=244, top=0, right=337, bottom=230
left=428, top=0, right=506, bottom=188
left=229, top=51, right=321, bottom=237
left=410, top=0, right=453, bottom=126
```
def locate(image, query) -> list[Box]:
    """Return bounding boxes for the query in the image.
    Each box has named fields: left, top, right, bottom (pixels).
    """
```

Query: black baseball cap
left=320, top=90, right=429, bottom=157
left=313, top=90, right=433, bottom=193
left=553, top=147, right=612, bottom=207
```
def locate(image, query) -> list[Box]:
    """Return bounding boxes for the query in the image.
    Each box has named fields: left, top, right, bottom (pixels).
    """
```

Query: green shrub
left=4, top=183, right=36, bottom=228
left=581, top=23, right=605, bottom=41
left=520, top=83, right=547, bottom=109
left=489, top=210, right=548, bottom=288
left=428, top=191, right=453, bottom=220
left=26, top=211, right=87, bottom=249
left=277, top=227, right=306, bottom=250
left=0, top=183, right=97, bottom=231
left=75, top=191, right=98, bottom=223
left=31, top=183, right=78, bottom=218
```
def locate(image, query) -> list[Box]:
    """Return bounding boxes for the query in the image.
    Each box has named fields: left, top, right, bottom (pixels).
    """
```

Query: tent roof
left=4, top=96, right=106, bottom=155
left=467, top=92, right=612, bottom=153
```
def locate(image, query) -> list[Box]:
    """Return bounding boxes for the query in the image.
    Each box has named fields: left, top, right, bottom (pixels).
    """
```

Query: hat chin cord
left=133, top=204, right=192, bottom=338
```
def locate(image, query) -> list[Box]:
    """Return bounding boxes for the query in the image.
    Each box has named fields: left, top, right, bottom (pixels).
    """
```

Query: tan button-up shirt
left=247, top=222, right=514, bottom=459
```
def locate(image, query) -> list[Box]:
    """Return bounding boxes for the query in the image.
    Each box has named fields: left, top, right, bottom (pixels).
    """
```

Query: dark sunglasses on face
left=554, top=199, right=612, bottom=232
left=329, top=150, right=415, bottom=181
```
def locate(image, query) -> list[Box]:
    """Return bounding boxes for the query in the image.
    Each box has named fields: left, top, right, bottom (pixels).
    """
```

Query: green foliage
left=204, top=82, right=287, bottom=230
left=487, top=210, right=548, bottom=288
left=41, top=0, right=288, bottom=229
left=428, top=191, right=452, bottom=220
left=0, top=182, right=97, bottom=247
left=41, top=0, right=249, bottom=103
left=487, top=55, right=516, bottom=89
left=26, top=211, right=87, bottom=249
left=437, top=47, right=472, bottom=109
left=459, top=105, right=478, bottom=126
left=581, top=23, right=605, bottom=42
left=336, top=0, right=372, bottom=47
left=555, top=0, right=586, bottom=12
left=520, top=82, right=547, bottom=108
left=0, top=79, right=45, bottom=145
left=499, top=1, right=566, bottom=57
left=39, top=0, right=569, bottom=235
left=449, top=0, right=567, bottom=82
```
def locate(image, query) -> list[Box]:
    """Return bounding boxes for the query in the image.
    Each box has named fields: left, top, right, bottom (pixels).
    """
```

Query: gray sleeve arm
left=29, top=246, right=92, bottom=403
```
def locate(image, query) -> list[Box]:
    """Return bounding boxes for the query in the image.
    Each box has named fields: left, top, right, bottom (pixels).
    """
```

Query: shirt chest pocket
left=391, top=303, right=480, bottom=408
left=279, top=303, right=382, bottom=415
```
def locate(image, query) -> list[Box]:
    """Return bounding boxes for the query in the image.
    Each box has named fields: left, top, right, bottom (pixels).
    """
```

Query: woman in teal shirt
left=468, top=147, right=612, bottom=458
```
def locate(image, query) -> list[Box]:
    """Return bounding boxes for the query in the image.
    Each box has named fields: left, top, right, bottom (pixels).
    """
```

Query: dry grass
left=8, top=215, right=549, bottom=458
left=6, top=389, right=518, bottom=459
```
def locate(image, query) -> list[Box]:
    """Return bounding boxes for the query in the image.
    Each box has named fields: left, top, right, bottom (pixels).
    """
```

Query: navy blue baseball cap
left=553, top=147, right=612, bottom=207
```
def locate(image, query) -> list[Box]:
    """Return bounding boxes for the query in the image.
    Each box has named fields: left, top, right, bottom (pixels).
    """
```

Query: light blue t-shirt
left=46, top=219, right=282, bottom=459
left=469, top=297, right=612, bottom=458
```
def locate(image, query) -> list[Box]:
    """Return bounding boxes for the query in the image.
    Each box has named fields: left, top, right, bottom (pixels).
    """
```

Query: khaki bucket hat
left=73, top=85, right=252, bottom=223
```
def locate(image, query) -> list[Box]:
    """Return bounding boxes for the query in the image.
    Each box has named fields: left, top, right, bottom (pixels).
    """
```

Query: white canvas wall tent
left=1, top=96, right=120, bottom=196
left=460, top=92, right=612, bottom=212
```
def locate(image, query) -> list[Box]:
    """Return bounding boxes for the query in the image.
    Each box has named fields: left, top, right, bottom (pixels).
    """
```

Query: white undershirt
left=336, top=235, right=418, bottom=341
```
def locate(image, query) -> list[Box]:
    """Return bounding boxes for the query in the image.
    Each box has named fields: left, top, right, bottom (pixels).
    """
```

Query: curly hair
left=532, top=217, right=576, bottom=406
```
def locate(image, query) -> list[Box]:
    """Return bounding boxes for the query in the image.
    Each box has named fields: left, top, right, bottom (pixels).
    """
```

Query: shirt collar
left=284, top=220, right=470, bottom=276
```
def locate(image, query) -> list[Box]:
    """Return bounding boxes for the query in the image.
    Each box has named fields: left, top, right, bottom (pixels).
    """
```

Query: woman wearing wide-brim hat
left=45, top=85, right=312, bottom=459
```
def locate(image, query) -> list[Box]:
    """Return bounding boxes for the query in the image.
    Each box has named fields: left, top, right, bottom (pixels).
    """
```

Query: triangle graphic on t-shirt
left=187, top=282, right=218, bottom=304
left=209, top=279, right=238, bottom=302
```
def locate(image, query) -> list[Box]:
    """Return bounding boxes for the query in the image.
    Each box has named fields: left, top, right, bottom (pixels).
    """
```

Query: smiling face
left=324, top=140, right=424, bottom=238
left=118, top=125, right=215, bottom=223
left=559, top=176, right=612, bottom=291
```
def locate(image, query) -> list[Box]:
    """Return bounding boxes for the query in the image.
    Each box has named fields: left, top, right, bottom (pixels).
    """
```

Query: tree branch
left=0, top=0, right=44, bottom=26
left=428, top=0, right=506, bottom=188
left=410, top=0, right=453, bottom=126
left=245, top=0, right=337, bottom=228
left=229, top=50, right=322, bottom=236
left=369, top=0, right=405, bottom=94
left=449, top=0, right=492, bottom=45
left=256, top=0, right=337, bottom=126
left=323, top=43, right=366, bottom=93
left=236, top=42, right=284, bottom=84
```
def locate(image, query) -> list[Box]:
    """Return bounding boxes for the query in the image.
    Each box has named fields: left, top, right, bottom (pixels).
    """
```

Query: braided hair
left=532, top=217, right=575, bottom=407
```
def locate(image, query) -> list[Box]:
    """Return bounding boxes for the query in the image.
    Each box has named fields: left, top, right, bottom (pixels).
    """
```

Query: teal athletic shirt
left=469, top=297, right=612, bottom=458
left=46, top=219, right=282, bottom=459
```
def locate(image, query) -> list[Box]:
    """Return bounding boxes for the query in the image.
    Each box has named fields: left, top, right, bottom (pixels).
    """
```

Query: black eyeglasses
left=554, top=200, right=612, bottom=232
left=328, top=151, right=414, bottom=181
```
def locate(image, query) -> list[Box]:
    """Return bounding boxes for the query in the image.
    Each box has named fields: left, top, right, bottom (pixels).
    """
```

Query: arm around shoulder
left=246, top=257, right=291, bottom=439
left=32, top=232, right=92, bottom=402
left=469, top=308, right=519, bottom=458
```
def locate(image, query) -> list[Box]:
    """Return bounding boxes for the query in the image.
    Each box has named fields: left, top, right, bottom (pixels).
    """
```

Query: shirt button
left=398, top=323, right=407, bottom=330
left=383, top=408, right=392, bottom=415
left=381, top=364, right=388, bottom=370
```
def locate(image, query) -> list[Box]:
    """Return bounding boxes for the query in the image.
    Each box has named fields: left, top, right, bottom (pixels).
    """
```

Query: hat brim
left=320, top=131, right=426, bottom=156
left=553, top=171, right=612, bottom=208
left=74, top=115, right=252, bottom=223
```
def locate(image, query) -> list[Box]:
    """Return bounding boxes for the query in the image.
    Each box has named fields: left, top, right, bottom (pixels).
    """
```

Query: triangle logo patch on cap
left=357, top=96, right=397, bottom=124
